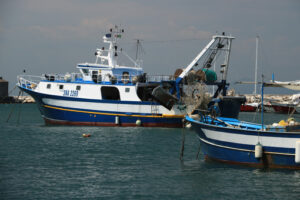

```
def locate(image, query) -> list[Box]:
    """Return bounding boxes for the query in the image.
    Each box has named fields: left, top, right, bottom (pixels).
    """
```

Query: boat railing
left=17, top=75, right=44, bottom=90
left=146, top=75, right=175, bottom=82
left=18, top=73, right=83, bottom=88
left=18, top=73, right=175, bottom=86
left=41, top=73, right=83, bottom=82
left=94, top=74, right=175, bottom=84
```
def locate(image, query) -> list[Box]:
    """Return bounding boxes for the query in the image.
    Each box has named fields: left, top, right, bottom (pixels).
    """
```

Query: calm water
left=1, top=104, right=300, bottom=199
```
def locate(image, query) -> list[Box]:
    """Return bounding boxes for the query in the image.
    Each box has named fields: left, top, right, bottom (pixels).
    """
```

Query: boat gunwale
left=186, top=116, right=300, bottom=136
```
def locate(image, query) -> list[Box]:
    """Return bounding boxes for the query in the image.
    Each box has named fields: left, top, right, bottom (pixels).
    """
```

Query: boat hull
left=187, top=117, right=300, bottom=169
left=41, top=104, right=183, bottom=127
left=19, top=87, right=184, bottom=127
left=240, top=104, right=257, bottom=112
left=271, top=104, right=296, bottom=114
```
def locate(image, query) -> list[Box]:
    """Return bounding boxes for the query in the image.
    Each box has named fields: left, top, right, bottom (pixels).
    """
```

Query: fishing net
left=181, top=82, right=211, bottom=112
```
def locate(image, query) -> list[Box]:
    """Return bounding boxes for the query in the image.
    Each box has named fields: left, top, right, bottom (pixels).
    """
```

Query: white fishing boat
left=17, top=26, right=241, bottom=127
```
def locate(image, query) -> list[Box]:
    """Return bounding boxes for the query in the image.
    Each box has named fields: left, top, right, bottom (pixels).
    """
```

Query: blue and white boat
left=186, top=108, right=300, bottom=169
left=17, top=26, right=239, bottom=127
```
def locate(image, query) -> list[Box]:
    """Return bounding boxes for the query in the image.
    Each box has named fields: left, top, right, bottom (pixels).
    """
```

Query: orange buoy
left=82, top=134, right=91, bottom=137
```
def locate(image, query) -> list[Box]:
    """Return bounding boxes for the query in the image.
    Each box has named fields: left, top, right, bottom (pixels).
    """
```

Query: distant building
left=0, top=77, right=9, bottom=98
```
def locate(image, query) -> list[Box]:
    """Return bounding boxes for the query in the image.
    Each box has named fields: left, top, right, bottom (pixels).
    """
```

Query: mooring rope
left=179, top=128, right=186, bottom=161
left=6, top=90, right=22, bottom=122
left=17, top=91, right=24, bottom=124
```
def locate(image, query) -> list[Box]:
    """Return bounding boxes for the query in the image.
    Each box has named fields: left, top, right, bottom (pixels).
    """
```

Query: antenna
left=134, top=39, right=145, bottom=61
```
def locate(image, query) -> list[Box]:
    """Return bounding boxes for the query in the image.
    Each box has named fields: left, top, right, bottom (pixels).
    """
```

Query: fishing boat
left=267, top=93, right=300, bottom=114
left=186, top=82, right=300, bottom=169
left=269, top=101, right=297, bottom=114
left=240, top=102, right=274, bottom=112
left=17, top=26, right=243, bottom=127
left=240, top=102, right=259, bottom=112
left=186, top=114, right=300, bottom=169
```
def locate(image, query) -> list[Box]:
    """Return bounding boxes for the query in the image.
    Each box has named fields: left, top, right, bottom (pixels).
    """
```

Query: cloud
left=28, top=18, right=114, bottom=40
left=176, top=26, right=212, bottom=40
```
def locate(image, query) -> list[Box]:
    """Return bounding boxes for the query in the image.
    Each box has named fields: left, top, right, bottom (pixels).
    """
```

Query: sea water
left=1, top=104, right=300, bottom=199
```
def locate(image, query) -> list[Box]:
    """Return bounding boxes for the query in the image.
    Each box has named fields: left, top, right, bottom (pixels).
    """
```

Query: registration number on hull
left=63, top=90, right=78, bottom=97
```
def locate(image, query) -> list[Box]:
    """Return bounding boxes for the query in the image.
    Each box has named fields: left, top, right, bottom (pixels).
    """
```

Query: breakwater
left=0, top=96, right=35, bottom=104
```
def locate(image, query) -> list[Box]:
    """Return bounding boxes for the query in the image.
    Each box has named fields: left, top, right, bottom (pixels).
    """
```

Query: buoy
left=82, top=134, right=91, bottom=137
left=136, top=119, right=142, bottom=126
left=255, top=142, right=263, bottom=159
left=115, top=116, right=119, bottom=125
left=295, top=141, right=300, bottom=163
left=278, top=120, right=288, bottom=126
left=185, top=123, right=192, bottom=128
left=288, top=118, right=295, bottom=125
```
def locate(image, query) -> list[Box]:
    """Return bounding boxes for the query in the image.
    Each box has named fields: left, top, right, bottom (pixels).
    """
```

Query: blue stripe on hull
left=200, top=139, right=300, bottom=169
left=41, top=104, right=182, bottom=126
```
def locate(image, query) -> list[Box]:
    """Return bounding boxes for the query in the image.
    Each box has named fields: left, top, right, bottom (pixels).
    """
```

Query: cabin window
left=47, top=84, right=51, bottom=89
left=81, top=69, right=89, bottom=76
left=92, top=70, right=102, bottom=83
left=122, top=72, right=130, bottom=84
left=59, top=85, right=64, bottom=90
left=76, top=85, right=81, bottom=90
left=101, top=86, right=120, bottom=100
left=125, top=88, right=130, bottom=93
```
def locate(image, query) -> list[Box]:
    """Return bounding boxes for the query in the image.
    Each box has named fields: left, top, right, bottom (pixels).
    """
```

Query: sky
left=1, top=0, right=300, bottom=94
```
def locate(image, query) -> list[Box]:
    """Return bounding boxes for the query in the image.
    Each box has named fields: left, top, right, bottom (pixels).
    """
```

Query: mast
left=135, top=39, right=140, bottom=60
left=254, top=35, right=259, bottom=95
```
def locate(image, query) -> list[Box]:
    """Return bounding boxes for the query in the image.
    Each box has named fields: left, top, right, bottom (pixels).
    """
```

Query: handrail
left=18, top=73, right=175, bottom=84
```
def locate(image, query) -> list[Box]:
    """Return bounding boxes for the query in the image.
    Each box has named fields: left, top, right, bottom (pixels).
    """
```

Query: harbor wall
left=0, top=77, right=8, bottom=98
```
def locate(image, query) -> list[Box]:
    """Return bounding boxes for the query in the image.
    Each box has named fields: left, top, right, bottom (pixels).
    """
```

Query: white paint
left=202, top=128, right=298, bottom=149
left=42, top=98, right=180, bottom=115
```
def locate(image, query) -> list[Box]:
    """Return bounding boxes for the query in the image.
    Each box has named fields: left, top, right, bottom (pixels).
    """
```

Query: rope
left=287, top=101, right=300, bottom=120
left=179, top=128, right=186, bottom=161
left=17, top=91, right=24, bottom=124
left=6, top=90, right=22, bottom=122
left=196, top=143, right=201, bottom=159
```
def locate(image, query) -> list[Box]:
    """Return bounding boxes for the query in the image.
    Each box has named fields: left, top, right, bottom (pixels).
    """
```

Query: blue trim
left=77, top=65, right=111, bottom=69
left=186, top=116, right=300, bottom=138
left=40, top=79, right=138, bottom=86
